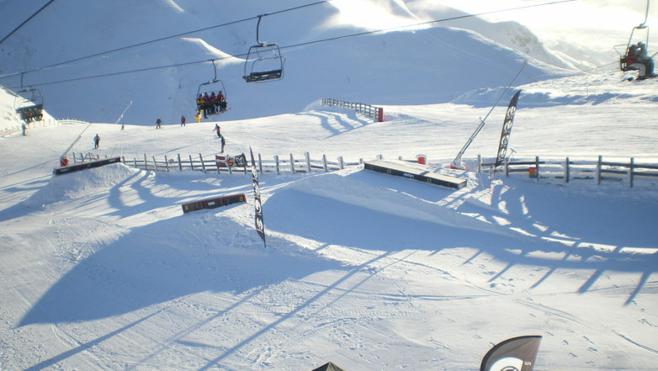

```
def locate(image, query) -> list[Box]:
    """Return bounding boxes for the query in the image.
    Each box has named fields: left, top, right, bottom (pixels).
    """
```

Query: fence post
left=164, top=155, right=169, bottom=172
left=258, top=153, right=263, bottom=174
left=377, top=154, right=383, bottom=160
left=505, top=157, right=509, bottom=177
left=144, top=154, right=148, bottom=171
left=72, top=152, right=77, bottom=164
left=200, top=154, right=206, bottom=173
left=189, top=154, right=194, bottom=171
left=535, top=156, right=540, bottom=182
left=565, top=157, right=570, bottom=183
left=338, top=156, right=344, bottom=169
left=133, top=157, right=137, bottom=168
left=597, top=155, right=602, bottom=185
left=290, top=153, right=295, bottom=174
left=305, top=152, right=311, bottom=173
left=274, top=155, right=280, bottom=175
left=323, top=154, right=328, bottom=172
left=477, top=154, right=481, bottom=174
left=629, top=157, right=634, bottom=188
left=177, top=153, right=182, bottom=171
left=152, top=156, right=158, bottom=172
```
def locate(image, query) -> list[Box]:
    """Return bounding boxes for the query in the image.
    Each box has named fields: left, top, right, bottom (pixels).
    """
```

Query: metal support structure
left=629, top=157, right=635, bottom=188
left=305, top=152, right=311, bottom=173
left=597, top=155, right=602, bottom=185
left=200, top=154, right=206, bottom=173
left=290, top=153, right=295, bottom=173
left=323, top=154, right=328, bottom=172
left=177, top=153, right=182, bottom=171
left=565, top=157, right=570, bottom=183
left=274, top=155, right=280, bottom=175
left=258, top=153, right=263, bottom=174
left=535, top=156, right=540, bottom=182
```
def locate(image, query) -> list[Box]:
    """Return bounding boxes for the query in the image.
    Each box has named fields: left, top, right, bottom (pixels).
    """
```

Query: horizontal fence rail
left=120, top=152, right=364, bottom=176
left=67, top=150, right=657, bottom=189
left=479, top=155, right=658, bottom=188
left=321, top=98, right=384, bottom=122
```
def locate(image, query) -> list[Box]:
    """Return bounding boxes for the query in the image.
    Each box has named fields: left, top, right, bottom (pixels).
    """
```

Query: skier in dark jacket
left=93, top=133, right=100, bottom=149
left=155, top=118, right=162, bottom=129
left=180, top=115, right=186, bottom=127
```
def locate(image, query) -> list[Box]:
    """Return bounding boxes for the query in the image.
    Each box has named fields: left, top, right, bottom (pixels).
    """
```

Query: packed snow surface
left=1, top=67, right=658, bottom=370
left=1, top=1, right=658, bottom=368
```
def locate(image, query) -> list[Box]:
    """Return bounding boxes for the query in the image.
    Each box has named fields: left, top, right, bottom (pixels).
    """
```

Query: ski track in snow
left=1, top=59, right=658, bottom=369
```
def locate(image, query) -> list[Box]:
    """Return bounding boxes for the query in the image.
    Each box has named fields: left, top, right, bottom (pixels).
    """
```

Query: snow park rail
left=321, top=98, right=384, bottom=122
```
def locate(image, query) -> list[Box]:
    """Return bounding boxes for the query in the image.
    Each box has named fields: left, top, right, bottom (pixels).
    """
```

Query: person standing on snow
left=155, top=118, right=162, bottom=129
left=219, top=134, right=225, bottom=153
left=181, top=115, right=186, bottom=127
left=93, top=133, right=100, bottom=149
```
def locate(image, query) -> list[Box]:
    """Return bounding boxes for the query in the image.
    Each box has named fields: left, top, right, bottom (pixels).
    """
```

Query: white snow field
left=1, top=67, right=658, bottom=370
left=2, top=0, right=658, bottom=369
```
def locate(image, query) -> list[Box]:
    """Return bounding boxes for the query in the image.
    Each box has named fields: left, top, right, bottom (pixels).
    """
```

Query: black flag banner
left=480, top=335, right=542, bottom=371
left=494, top=90, right=521, bottom=168
left=249, top=147, right=266, bottom=247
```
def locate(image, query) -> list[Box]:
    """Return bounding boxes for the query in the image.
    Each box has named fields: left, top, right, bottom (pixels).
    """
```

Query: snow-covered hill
left=0, top=0, right=575, bottom=124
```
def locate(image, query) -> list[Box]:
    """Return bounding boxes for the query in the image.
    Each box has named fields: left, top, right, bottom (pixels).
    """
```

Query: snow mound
left=265, top=169, right=521, bottom=251
left=24, top=163, right=139, bottom=207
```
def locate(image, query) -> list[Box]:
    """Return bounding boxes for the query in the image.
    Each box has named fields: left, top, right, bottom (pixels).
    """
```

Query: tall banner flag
left=249, top=147, right=266, bottom=247
left=480, top=335, right=542, bottom=371
left=494, top=90, right=521, bottom=168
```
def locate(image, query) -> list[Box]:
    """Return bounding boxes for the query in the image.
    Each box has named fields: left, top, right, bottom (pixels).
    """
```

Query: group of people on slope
left=196, top=91, right=227, bottom=119
left=626, top=41, right=656, bottom=79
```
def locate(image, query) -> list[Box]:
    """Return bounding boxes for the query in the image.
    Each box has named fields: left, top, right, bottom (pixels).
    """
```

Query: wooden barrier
left=181, top=193, right=246, bottom=214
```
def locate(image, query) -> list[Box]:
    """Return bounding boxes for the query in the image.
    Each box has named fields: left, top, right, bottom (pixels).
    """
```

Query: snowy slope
left=0, top=0, right=569, bottom=123
left=1, top=67, right=658, bottom=369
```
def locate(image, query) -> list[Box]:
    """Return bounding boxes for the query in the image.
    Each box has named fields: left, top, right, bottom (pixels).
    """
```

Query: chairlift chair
left=14, top=86, right=44, bottom=122
left=196, top=60, right=228, bottom=118
left=243, top=15, right=284, bottom=83
left=615, top=0, right=651, bottom=73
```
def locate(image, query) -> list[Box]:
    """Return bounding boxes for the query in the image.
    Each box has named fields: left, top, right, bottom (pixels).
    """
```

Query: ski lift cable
left=4, top=0, right=577, bottom=90
left=0, top=0, right=57, bottom=45
left=0, top=0, right=330, bottom=80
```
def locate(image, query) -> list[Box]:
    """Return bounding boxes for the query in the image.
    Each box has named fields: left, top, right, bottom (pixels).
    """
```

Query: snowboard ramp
left=53, top=157, right=122, bottom=176
left=182, top=193, right=246, bottom=214
left=364, top=160, right=466, bottom=189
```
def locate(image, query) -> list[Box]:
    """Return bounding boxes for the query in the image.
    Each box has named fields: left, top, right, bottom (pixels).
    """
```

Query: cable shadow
left=265, top=170, right=658, bottom=304
left=18, top=214, right=342, bottom=327
left=199, top=251, right=392, bottom=370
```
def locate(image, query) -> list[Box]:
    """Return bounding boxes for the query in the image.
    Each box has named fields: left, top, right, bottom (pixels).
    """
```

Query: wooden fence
left=121, top=152, right=363, bottom=175
left=479, top=155, right=658, bottom=188
left=321, top=98, right=384, bottom=122
left=67, top=151, right=658, bottom=189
